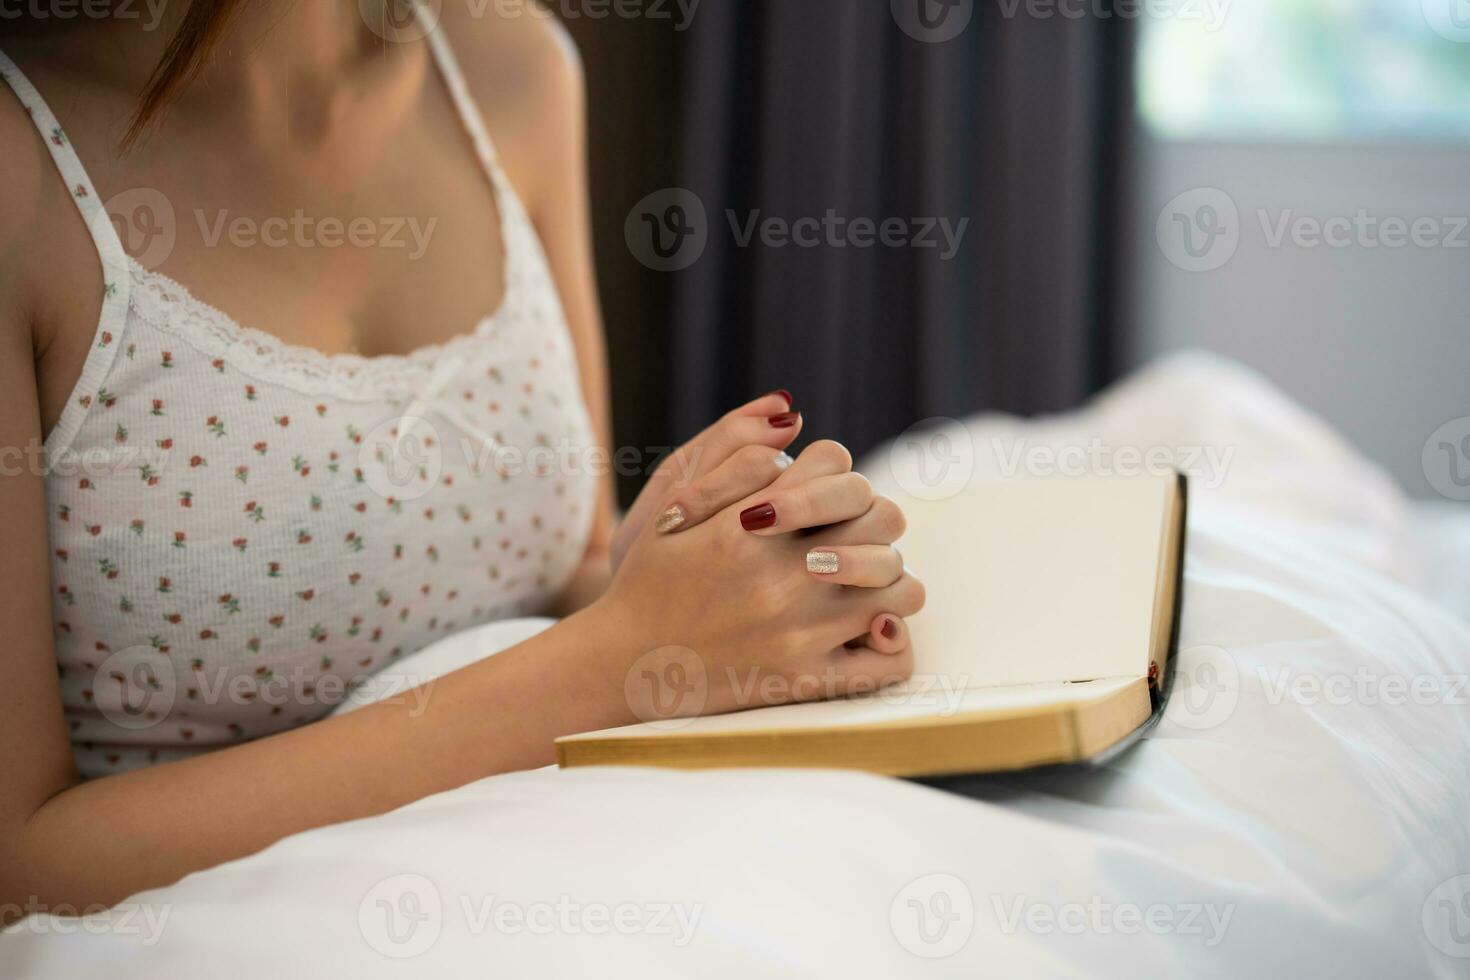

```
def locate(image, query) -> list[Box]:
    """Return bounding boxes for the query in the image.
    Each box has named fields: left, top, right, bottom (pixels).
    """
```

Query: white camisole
left=0, top=24, right=597, bottom=778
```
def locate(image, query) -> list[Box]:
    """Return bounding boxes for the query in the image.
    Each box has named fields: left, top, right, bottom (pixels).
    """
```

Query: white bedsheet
left=6, top=353, right=1469, bottom=979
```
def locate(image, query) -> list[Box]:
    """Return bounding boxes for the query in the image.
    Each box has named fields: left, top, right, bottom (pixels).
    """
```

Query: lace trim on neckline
left=126, top=258, right=516, bottom=401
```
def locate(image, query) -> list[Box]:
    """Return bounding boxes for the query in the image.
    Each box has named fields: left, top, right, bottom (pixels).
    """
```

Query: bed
left=5, top=353, right=1469, bottom=978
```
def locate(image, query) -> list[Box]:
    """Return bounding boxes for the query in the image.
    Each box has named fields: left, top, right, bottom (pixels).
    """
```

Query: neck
left=26, top=0, right=408, bottom=128
left=160, top=0, right=417, bottom=146
left=171, top=0, right=395, bottom=110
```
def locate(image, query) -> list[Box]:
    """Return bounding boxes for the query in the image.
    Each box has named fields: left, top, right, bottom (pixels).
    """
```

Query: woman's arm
left=0, top=381, right=919, bottom=915
left=8, top=602, right=648, bottom=915
left=0, top=266, right=652, bottom=909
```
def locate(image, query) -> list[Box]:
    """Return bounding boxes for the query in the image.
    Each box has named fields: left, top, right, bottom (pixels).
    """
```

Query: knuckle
left=806, top=439, right=852, bottom=473
left=843, top=471, right=875, bottom=506
left=883, top=546, right=905, bottom=583
left=660, top=446, right=698, bottom=484
left=648, top=454, right=677, bottom=484
left=752, top=577, right=794, bottom=620
left=689, top=479, right=720, bottom=515
left=735, top=442, right=776, bottom=477
left=706, top=416, right=745, bottom=452
left=779, top=485, right=812, bottom=524
left=872, top=496, right=907, bottom=540
left=903, top=575, right=927, bottom=615
left=707, top=518, right=739, bottom=559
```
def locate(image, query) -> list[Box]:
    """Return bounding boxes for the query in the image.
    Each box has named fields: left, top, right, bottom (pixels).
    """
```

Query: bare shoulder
left=0, top=67, right=54, bottom=329
left=433, top=2, right=586, bottom=216
left=436, top=0, right=583, bottom=102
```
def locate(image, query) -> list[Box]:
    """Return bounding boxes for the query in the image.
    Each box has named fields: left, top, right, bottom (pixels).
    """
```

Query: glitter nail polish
left=655, top=504, right=687, bottom=534
left=806, top=551, right=840, bottom=574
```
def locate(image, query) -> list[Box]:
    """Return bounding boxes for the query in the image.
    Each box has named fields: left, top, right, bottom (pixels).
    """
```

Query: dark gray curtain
left=663, top=1, right=1132, bottom=458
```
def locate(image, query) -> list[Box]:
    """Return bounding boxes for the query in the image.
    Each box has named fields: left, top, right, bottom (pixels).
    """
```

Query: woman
left=0, top=0, right=924, bottom=913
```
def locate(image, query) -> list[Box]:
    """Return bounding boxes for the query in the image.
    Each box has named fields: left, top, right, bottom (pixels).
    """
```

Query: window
left=1137, top=0, right=1470, bottom=141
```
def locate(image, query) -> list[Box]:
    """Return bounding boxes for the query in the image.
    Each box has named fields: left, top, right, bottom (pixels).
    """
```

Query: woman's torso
left=0, top=17, right=597, bottom=777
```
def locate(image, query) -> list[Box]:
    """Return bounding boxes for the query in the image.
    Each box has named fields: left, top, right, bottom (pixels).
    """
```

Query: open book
left=557, top=471, right=1187, bottom=777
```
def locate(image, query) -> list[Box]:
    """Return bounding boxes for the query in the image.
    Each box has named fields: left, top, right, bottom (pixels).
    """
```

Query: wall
left=1126, top=137, right=1470, bottom=500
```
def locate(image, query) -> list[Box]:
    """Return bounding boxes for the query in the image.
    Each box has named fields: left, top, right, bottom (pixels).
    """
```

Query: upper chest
left=65, top=70, right=510, bottom=350
left=14, top=45, right=544, bottom=440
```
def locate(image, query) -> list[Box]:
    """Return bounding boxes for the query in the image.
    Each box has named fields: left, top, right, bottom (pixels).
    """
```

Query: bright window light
left=1137, top=0, right=1470, bottom=141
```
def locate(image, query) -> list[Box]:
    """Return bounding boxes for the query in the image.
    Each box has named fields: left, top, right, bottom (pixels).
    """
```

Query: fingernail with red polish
left=767, top=411, right=800, bottom=429
left=766, top=389, right=793, bottom=407
left=740, top=502, right=777, bottom=531
left=881, top=617, right=899, bottom=640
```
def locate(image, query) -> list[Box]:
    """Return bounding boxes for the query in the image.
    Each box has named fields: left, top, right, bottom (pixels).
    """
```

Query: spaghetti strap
left=418, top=2, right=531, bottom=292
left=419, top=7, right=513, bottom=193
left=0, top=49, right=132, bottom=462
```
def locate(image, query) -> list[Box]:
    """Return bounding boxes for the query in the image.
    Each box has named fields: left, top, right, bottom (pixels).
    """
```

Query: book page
left=901, top=474, right=1173, bottom=688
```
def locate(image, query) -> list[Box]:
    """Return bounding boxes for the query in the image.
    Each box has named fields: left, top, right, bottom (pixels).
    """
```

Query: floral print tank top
left=0, top=24, right=597, bottom=778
